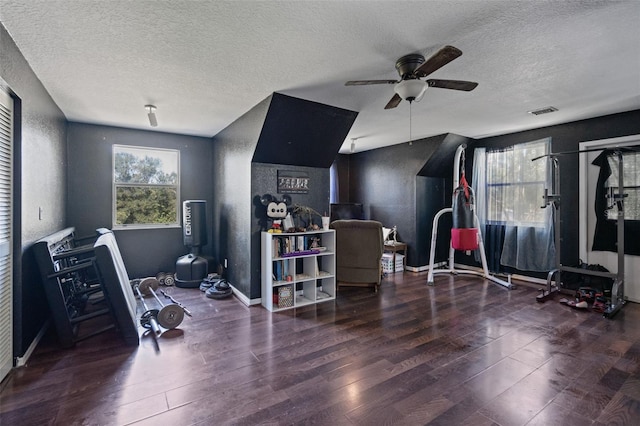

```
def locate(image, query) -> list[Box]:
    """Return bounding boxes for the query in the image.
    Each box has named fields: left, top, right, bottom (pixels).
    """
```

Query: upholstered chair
left=330, top=219, right=384, bottom=292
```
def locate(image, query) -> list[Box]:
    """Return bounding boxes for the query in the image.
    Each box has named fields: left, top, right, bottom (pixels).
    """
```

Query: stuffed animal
left=260, top=194, right=292, bottom=233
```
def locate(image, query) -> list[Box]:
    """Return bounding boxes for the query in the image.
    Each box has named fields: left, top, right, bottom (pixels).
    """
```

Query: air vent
left=528, top=106, right=558, bottom=116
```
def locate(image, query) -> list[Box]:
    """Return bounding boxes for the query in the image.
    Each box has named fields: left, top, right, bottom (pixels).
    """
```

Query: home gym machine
left=534, top=148, right=629, bottom=318
left=427, top=144, right=513, bottom=289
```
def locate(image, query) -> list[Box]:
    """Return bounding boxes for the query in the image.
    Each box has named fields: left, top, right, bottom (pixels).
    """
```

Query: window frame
left=604, top=149, right=640, bottom=222
left=484, top=139, right=550, bottom=227
left=112, top=144, right=181, bottom=230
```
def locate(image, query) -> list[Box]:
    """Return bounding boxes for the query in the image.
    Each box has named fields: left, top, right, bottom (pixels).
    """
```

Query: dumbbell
left=138, top=278, right=185, bottom=329
left=155, top=271, right=176, bottom=286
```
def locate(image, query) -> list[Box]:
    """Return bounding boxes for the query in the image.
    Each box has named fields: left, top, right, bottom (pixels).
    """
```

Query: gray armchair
left=330, top=219, right=384, bottom=292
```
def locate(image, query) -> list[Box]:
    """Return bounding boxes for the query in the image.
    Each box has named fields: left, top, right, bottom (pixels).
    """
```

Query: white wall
left=579, top=135, right=640, bottom=303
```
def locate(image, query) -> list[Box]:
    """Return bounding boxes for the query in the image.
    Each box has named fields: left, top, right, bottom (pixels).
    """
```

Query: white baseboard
left=229, top=283, right=261, bottom=306
left=406, top=261, right=446, bottom=273
left=15, top=319, right=50, bottom=367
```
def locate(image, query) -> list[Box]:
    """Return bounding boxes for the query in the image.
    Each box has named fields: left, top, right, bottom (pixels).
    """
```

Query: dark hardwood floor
left=2, top=272, right=640, bottom=425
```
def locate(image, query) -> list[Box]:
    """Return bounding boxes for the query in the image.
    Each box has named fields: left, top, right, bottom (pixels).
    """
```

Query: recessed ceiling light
left=527, top=106, right=558, bottom=116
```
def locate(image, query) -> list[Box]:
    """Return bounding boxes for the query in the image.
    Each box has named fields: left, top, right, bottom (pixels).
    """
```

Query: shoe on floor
left=574, top=300, right=588, bottom=309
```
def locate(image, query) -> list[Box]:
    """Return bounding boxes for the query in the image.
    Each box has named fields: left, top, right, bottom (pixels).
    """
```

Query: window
left=603, top=150, right=640, bottom=221
left=485, top=139, right=549, bottom=226
left=113, top=145, right=180, bottom=229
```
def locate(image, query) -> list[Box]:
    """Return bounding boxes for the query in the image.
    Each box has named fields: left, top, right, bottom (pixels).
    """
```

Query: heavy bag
left=451, top=174, right=479, bottom=251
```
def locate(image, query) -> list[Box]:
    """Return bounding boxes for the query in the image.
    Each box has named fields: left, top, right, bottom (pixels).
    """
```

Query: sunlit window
left=112, top=145, right=180, bottom=229
left=604, top=150, right=640, bottom=221
left=485, top=139, right=549, bottom=226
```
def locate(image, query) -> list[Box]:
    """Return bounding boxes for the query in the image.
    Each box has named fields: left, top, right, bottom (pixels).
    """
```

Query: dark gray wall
left=332, top=154, right=351, bottom=203
left=1, top=22, right=68, bottom=357
left=468, top=109, right=640, bottom=270
left=349, top=134, right=456, bottom=267
left=212, top=97, right=271, bottom=299
left=345, top=109, right=640, bottom=275
left=212, top=93, right=355, bottom=301
left=251, top=163, right=329, bottom=299
left=253, top=93, right=357, bottom=168
left=66, top=123, right=214, bottom=278
left=416, top=176, right=449, bottom=266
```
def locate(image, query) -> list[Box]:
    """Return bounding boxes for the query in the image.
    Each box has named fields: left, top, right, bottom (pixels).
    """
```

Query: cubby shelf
left=261, top=230, right=336, bottom=312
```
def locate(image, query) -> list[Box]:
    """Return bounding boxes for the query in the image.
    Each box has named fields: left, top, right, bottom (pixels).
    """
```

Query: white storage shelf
left=261, top=230, right=336, bottom=312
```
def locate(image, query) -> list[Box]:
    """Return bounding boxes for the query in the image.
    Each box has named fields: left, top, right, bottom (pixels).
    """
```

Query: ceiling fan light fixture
left=394, top=79, right=427, bottom=102
left=145, top=104, right=158, bottom=127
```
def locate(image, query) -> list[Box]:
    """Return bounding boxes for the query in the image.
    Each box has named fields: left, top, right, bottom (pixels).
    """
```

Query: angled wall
left=349, top=133, right=472, bottom=267
left=252, top=93, right=356, bottom=168
left=212, top=96, right=272, bottom=301
left=212, top=93, right=357, bottom=302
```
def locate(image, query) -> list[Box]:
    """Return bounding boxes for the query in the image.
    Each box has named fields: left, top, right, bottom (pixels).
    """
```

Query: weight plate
left=156, top=272, right=167, bottom=286
left=163, top=274, right=175, bottom=286
left=139, top=309, right=159, bottom=329
left=157, top=305, right=185, bottom=329
left=139, top=277, right=160, bottom=295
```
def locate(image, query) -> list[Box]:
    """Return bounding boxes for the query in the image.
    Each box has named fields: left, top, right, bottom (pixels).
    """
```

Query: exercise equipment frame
left=535, top=148, right=629, bottom=318
left=427, top=145, right=514, bottom=289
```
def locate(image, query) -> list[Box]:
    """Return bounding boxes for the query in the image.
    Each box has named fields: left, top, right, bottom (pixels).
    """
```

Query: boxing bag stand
left=426, top=145, right=513, bottom=289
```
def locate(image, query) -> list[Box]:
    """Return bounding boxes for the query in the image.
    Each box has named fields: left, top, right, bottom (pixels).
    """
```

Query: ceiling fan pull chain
left=409, top=101, right=413, bottom=145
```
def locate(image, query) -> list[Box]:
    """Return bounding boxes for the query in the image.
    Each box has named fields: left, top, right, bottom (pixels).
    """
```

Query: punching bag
left=451, top=174, right=479, bottom=251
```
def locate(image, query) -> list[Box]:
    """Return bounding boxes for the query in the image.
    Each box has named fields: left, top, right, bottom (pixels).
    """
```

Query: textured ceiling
left=1, top=1, right=639, bottom=153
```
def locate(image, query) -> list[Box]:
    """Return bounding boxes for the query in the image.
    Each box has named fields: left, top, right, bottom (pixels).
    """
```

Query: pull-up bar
left=535, top=148, right=627, bottom=318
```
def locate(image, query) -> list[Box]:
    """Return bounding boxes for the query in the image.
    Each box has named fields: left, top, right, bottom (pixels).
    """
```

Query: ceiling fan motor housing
left=395, top=53, right=425, bottom=79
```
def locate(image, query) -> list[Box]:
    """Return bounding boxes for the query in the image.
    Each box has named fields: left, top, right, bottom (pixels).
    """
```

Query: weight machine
left=535, top=148, right=630, bottom=318
left=427, top=145, right=514, bottom=289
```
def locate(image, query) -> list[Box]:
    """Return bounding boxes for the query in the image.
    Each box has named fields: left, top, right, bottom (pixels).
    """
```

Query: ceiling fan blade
left=427, top=79, right=478, bottom=91
left=345, top=79, right=398, bottom=86
left=414, top=45, right=462, bottom=78
left=384, top=93, right=402, bottom=109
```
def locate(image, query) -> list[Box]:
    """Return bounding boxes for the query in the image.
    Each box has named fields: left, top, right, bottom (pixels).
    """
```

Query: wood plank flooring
left=2, top=272, right=640, bottom=425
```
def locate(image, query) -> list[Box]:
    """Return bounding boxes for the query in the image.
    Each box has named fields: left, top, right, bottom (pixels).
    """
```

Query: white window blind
left=485, top=139, right=549, bottom=226
left=0, top=86, right=14, bottom=382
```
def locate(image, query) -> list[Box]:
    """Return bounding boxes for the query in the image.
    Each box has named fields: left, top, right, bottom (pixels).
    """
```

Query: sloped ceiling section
left=251, top=93, right=358, bottom=168
left=417, top=133, right=473, bottom=177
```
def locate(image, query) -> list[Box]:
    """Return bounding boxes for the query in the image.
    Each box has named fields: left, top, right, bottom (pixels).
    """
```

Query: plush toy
left=260, top=194, right=292, bottom=233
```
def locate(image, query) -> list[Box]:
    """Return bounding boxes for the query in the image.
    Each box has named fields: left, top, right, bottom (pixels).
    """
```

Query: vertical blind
left=0, top=86, right=13, bottom=382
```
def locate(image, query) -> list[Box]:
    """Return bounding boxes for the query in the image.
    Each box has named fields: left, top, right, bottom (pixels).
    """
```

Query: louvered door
left=0, top=87, right=14, bottom=382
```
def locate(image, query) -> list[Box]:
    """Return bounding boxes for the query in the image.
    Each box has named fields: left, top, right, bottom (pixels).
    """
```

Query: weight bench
left=34, top=228, right=138, bottom=347
left=92, top=231, right=139, bottom=346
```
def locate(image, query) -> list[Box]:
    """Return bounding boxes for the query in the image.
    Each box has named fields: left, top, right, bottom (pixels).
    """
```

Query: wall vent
left=528, top=106, right=558, bottom=116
